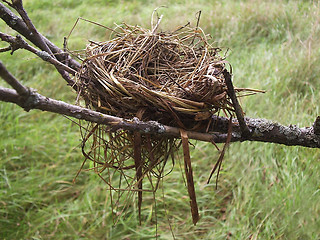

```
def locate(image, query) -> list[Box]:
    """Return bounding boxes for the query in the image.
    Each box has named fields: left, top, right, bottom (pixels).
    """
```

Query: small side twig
left=0, top=32, right=77, bottom=87
left=0, top=3, right=81, bottom=70
left=10, top=0, right=53, bottom=56
left=0, top=46, right=11, bottom=53
left=7, top=1, right=79, bottom=89
left=0, top=60, right=28, bottom=96
left=223, top=69, right=251, bottom=139
left=313, top=116, right=320, bottom=135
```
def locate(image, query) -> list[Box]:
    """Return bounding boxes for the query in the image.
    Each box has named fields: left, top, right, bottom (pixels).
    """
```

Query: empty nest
left=74, top=20, right=248, bottom=224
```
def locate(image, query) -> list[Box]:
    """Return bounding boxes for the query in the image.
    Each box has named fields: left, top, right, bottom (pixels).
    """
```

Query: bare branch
left=0, top=45, right=10, bottom=52
left=10, top=0, right=53, bottom=56
left=0, top=85, right=319, bottom=148
left=0, top=60, right=28, bottom=95
left=0, top=33, right=77, bottom=75
left=0, top=2, right=81, bottom=70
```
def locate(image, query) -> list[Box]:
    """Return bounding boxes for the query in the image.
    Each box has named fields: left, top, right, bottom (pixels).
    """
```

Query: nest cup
left=75, top=22, right=238, bottom=222
left=76, top=24, right=233, bottom=130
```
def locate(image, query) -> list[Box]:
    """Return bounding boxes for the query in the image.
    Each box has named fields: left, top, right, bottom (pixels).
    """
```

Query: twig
left=151, top=14, right=163, bottom=34
left=191, top=10, right=201, bottom=45
left=0, top=46, right=11, bottom=53
left=10, top=0, right=53, bottom=56
left=223, top=69, right=251, bottom=138
left=0, top=33, right=77, bottom=89
left=4, top=1, right=79, bottom=88
left=0, top=3, right=81, bottom=70
left=313, top=116, right=320, bottom=135
left=0, top=33, right=76, bottom=75
left=0, top=60, right=28, bottom=96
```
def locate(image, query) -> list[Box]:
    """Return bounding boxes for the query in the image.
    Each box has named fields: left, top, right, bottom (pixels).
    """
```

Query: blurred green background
left=0, top=0, right=319, bottom=239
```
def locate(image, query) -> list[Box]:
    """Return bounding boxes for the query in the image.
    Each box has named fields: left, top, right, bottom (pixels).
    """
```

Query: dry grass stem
left=74, top=21, right=256, bottom=224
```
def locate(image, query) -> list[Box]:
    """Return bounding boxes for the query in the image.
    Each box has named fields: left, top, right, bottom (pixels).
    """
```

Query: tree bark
left=1, top=86, right=319, bottom=148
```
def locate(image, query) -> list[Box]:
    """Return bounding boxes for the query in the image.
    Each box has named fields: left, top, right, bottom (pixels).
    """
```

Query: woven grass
left=76, top=23, right=237, bottom=129
left=74, top=20, right=249, bottom=224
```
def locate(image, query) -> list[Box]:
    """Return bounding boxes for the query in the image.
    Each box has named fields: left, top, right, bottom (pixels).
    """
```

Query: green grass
left=1, top=0, right=320, bottom=239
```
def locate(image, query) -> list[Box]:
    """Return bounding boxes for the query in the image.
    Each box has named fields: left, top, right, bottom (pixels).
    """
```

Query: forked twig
left=0, top=33, right=77, bottom=75
left=0, top=2, right=81, bottom=70
left=10, top=0, right=54, bottom=56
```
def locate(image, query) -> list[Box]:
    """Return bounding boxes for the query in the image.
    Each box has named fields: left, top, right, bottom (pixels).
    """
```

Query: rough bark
left=1, top=86, right=319, bottom=148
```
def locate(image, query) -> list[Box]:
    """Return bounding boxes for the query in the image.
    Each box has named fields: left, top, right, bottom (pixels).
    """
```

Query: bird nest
left=74, top=20, right=249, bottom=224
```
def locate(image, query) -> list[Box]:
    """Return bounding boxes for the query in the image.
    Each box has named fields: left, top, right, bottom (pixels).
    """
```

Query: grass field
left=1, top=0, right=320, bottom=239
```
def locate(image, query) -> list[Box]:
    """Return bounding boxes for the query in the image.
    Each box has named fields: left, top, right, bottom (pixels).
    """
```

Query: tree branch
left=0, top=85, right=319, bottom=148
left=0, top=60, right=28, bottom=95
left=0, top=33, right=76, bottom=75
left=11, top=0, right=54, bottom=56
left=0, top=2, right=81, bottom=70
left=0, top=45, right=11, bottom=52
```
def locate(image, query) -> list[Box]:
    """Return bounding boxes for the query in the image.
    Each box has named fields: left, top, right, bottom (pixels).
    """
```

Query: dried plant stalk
left=74, top=21, right=254, bottom=224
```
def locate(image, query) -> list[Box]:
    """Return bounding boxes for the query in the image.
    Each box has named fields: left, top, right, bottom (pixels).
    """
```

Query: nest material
left=75, top=22, right=245, bottom=224
left=77, top=24, right=235, bottom=130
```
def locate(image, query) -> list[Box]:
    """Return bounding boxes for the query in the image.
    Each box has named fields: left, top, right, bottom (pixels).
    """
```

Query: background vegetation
left=1, top=0, right=319, bottom=239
